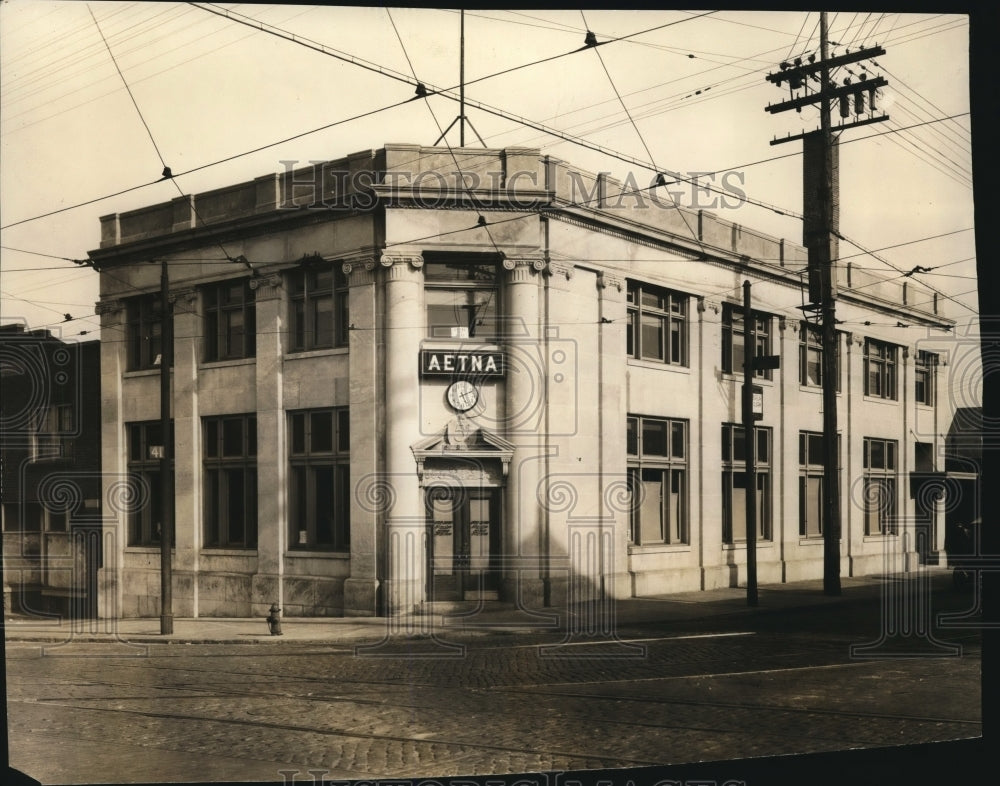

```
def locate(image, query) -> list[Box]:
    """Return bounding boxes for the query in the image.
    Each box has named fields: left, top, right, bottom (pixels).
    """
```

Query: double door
left=427, top=487, right=500, bottom=601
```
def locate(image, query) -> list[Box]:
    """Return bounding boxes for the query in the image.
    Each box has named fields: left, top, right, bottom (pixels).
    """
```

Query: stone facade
left=88, top=144, right=953, bottom=617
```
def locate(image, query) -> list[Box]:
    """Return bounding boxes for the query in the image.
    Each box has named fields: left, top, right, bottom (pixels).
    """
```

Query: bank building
left=88, top=144, right=954, bottom=619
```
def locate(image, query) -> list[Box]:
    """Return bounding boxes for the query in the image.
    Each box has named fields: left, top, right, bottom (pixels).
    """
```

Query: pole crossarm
left=766, top=77, right=887, bottom=114
left=771, top=115, right=890, bottom=146
left=765, top=45, right=886, bottom=85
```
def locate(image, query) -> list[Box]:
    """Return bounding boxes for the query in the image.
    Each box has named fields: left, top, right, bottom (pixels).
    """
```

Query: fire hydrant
left=266, top=603, right=283, bottom=636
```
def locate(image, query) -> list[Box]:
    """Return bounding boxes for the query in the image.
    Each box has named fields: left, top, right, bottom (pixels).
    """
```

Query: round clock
left=446, top=380, right=479, bottom=412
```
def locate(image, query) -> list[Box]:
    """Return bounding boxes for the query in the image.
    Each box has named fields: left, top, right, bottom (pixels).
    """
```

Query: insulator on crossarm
left=840, top=95, right=850, bottom=118
left=869, top=87, right=878, bottom=111
left=854, top=91, right=865, bottom=114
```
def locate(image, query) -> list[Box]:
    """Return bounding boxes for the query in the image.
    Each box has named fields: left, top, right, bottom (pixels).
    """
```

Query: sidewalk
left=3, top=568, right=958, bottom=645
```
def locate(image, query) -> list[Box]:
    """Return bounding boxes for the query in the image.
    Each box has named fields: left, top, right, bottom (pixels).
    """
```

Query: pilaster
left=380, top=253, right=425, bottom=614
left=249, top=273, right=285, bottom=612
left=342, top=253, right=381, bottom=616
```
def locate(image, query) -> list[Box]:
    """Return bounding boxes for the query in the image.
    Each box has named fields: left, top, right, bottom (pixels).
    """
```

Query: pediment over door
left=411, top=420, right=515, bottom=485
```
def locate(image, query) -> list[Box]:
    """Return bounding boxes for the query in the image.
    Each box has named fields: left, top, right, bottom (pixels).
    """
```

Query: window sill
left=798, top=537, right=825, bottom=544
left=862, top=395, right=899, bottom=405
left=722, top=372, right=775, bottom=386
left=915, top=402, right=934, bottom=409
left=628, top=543, right=691, bottom=554
left=863, top=533, right=898, bottom=541
left=124, top=368, right=168, bottom=379
left=627, top=358, right=690, bottom=373
left=200, top=357, right=256, bottom=370
left=422, top=338, right=502, bottom=349
left=798, top=385, right=842, bottom=395
left=285, top=347, right=348, bottom=360
left=201, top=547, right=259, bottom=555
left=286, top=549, right=350, bottom=559
left=722, top=541, right=774, bottom=550
left=125, top=546, right=175, bottom=553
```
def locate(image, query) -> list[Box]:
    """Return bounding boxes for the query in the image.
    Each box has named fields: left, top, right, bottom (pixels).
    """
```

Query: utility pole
left=743, top=280, right=759, bottom=607
left=765, top=12, right=889, bottom=596
left=159, top=259, right=173, bottom=634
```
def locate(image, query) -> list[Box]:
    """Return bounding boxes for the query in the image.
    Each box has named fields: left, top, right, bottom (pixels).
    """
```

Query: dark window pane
left=757, top=429, right=768, bottom=464
left=311, top=411, right=333, bottom=452
left=642, top=419, right=668, bottom=457
left=626, top=418, right=638, bottom=455
left=292, top=414, right=306, bottom=454
left=247, top=418, right=256, bottom=456
left=641, top=289, right=664, bottom=309
left=671, top=421, right=685, bottom=459
left=314, top=295, right=333, bottom=347
left=870, top=440, right=885, bottom=470
left=206, top=421, right=218, bottom=458
left=640, top=314, right=665, bottom=360
left=314, top=466, right=334, bottom=544
left=721, top=425, right=730, bottom=462
left=226, top=469, right=245, bottom=543
left=222, top=419, right=243, bottom=457
left=732, top=426, right=746, bottom=463
left=337, top=410, right=350, bottom=452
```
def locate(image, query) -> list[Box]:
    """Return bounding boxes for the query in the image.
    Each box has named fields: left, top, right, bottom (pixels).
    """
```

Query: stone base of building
left=342, top=577, right=379, bottom=616
left=630, top=565, right=702, bottom=595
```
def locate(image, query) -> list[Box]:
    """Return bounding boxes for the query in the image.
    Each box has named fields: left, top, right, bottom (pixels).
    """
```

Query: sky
left=0, top=4, right=979, bottom=403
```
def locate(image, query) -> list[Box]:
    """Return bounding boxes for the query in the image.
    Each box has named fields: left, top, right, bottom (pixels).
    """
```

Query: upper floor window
left=864, top=339, right=897, bottom=400
left=915, top=350, right=937, bottom=406
left=721, top=423, right=772, bottom=543
left=288, top=263, right=349, bottom=352
left=425, top=258, right=498, bottom=341
left=627, top=415, right=688, bottom=545
left=289, top=408, right=350, bottom=551
left=31, top=404, right=73, bottom=460
left=204, top=279, right=256, bottom=361
left=126, top=293, right=171, bottom=371
left=722, top=304, right=772, bottom=379
left=799, top=323, right=840, bottom=390
left=626, top=281, right=688, bottom=366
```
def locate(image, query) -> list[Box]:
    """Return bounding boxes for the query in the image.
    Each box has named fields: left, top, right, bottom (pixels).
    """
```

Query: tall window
left=288, top=263, right=349, bottom=351
left=864, top=339, right=897, bottom=400
left=126, top=293, right=171, bottom=371
left=626, top=281, right=688, bottom=365
left=425, top=258, right=498, bottom=340
left=204, top=279, right=256, bottom=361
left=203, top=415, right=257, bottom=549
left=799, top=323, right=840, bottom=390
left=127, top=421, right=174, bottom=546
left=722, top=304, right=772, bottom=378
left=863, top=437, right=897, bottom=535
left=627, top=415, right=688, bottom=544
left=915, top=350, right=936, bottom=406
left=289, top=408, right=350, bottom=550
left=31, top=404, right=73, bottom=460
left=798, top=431, right=841, bottom=538
left=721, top=423, right=771, bottom=543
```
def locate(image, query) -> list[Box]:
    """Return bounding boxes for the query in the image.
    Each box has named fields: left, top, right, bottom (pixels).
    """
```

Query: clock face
left=447, top=380, right=479, bottom=412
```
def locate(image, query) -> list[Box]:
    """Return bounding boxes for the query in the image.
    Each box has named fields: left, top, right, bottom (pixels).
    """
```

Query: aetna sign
left=420, top=350, right=505, bottom=377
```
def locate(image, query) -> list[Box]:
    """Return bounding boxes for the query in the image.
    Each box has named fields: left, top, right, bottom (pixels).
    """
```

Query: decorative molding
left=95, top=299, right=124, bottom=317
left=546, top=260, right=574, bottom=280
left=844, top=331, right=853, bottom=348
left=248, top=274, right=282, bottom=300
left=168, top=287, right=197, bottom=305
left=596, top=271, right=623, bottom=293
left=902, top=346, right=910, bottom=361
left=696, top=296, right=706, bottom=314
left=778, top=315, right=786, bottom=332
left=704, top=300, right=720, bottom=315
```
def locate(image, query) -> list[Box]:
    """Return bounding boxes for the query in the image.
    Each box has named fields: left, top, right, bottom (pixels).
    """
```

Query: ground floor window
left=203, top=415, right=257, bottom=548
left=798, top=431, right=840, bottom=538
left=864, top=437, right=897, bottom=535
left=721, top=423, right=771, bottom=543
left=289, top=408, right=350, bottom=550
left=627, top=415, right=688, bottom=544
left=127, top=421, right=174, bottom=546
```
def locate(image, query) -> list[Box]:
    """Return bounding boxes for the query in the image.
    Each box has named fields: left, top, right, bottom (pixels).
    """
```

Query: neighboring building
left=943, top=406, right=982, bottom=551
left=0, top=324, right=102, bottom=617
left=88, top=144, right=953, bottom=619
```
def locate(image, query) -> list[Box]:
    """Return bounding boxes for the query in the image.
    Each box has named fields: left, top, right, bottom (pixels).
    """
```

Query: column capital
left=844, top=331, right=853, bottom=348
left=380, top=253, right=423, bottom=269
left=248, top=274, right=283, bottom=300
left=503, top=255, right=545, bottom=283
left=596, top=271, right=624, bottom=293
left=778, top=315, right=787, bottom=332
left=168, top=287, right=198, bottom=306
left=95, top=298, right=124, bottom=320
left=342, top=255, right=378, bottom=286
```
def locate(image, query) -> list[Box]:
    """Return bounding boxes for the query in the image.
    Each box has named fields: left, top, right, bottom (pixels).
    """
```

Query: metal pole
left=743, top=280, right=758, bottom=606
left=819, top=11, right=842, bottom=596
left=460, top=9, right=465, bottom=147
left=159, top=259, right=174, bottom=634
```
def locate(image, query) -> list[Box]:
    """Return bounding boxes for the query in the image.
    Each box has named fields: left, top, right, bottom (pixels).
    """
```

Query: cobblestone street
left=5, top=583, right=983, bottom=785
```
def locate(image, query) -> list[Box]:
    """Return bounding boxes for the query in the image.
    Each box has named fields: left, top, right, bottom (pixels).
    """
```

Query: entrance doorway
left=427, top=487, right=500, bottom=601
